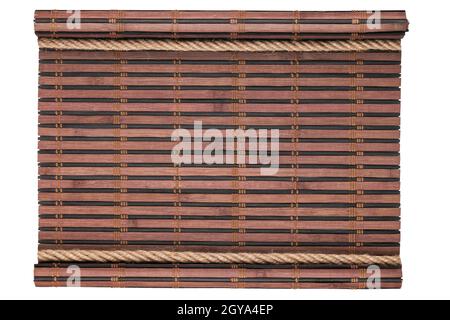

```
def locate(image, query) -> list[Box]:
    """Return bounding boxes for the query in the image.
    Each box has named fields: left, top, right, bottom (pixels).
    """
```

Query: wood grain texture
left=34, top=262, right=402, bottom=289
left=34, top=10, right=408, bottom=40
left=34, top=10, right=406, bottom=288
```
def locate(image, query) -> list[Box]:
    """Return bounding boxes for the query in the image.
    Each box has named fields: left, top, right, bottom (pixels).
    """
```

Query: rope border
left=37, top=36, right=401, bottom=269
left=38, top=38, right=401, bottom=52
left=39, top=250, right=401, bottom=266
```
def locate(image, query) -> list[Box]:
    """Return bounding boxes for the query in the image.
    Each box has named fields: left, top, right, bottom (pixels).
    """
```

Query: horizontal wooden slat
left=34, top=265, right=402, bottom=279
left=35, top=10, right=407, bottom=20
left=39, top=219, right=399, bottom=230
left=38, top=167, right=400, bottom=177
left=38, top=102, right=401, bottom=113
left=39, top=51, right=403, bottom=61
left=38, top=180, right=400, bottom=190
left=37, top=242, right=400, bottom=255
left=40, top=77, right=402, bottom=88
left=38, top=155, right=400, bottom=166
left=39, top=64, right=402, bottom=73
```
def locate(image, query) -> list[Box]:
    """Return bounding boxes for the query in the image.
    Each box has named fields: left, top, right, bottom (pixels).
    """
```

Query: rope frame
left=36, top=28, right=402, bottom=271
left=39, top=249, right=401, bottom=266
left=38, top=38, right=401, bottom=52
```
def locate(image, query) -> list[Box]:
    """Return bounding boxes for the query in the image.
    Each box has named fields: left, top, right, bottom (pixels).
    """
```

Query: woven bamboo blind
left=34, top=10, right=408, bottom=289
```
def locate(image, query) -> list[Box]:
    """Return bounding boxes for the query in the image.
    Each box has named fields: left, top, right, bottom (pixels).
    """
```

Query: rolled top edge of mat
left=38, top=249, right=401, bottom=266
left=38, top=38, right=401, bottom=52
left=34, top=10, right=408, bottom=41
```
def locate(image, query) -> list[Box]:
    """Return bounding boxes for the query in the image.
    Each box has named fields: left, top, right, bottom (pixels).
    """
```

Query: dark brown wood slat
left=39, top=50, right=402, bottom=60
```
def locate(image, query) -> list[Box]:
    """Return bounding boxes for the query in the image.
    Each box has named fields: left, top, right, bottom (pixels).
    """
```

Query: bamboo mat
left=35, top=10, right=408, bottom=289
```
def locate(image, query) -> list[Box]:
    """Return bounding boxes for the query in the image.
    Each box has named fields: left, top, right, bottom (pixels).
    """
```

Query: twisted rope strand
left=38, top=38, right=401, bottom=52
left=38, top=250, right=401, bottom=266
left=37, top=36, right=401, bottom=269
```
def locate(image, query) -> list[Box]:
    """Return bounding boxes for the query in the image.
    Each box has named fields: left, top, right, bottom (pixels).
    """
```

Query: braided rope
left=38, top=250, right=401, bottom=266
left=38, top=38, right=401, bottom=52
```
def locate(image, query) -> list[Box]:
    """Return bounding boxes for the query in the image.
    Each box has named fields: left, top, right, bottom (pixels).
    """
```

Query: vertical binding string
left=114, top=51, right=129, bottom=247
left=351, top=264, right=358, bottom=289
left=113, top=52, right=121, bottom=248
left=230, top=10, right=246, bottom=40
left=231, top=264, right=238, bottom=288
left=355, top=53, right=365, bottom=250
left=119, top=263, right=125, bottom=288
left=241, top=63, right=247, bottom=246
left=356, top=54, right=365, bottom=251
left=293, top=11, right=301, bottom=41
left=349, top=51, right=366, bottom=254
left=290, top=53, right=301, bottom=247
left=109, top=10, right=124, bottom=38
left=173, top=263, right=180, bottom=288
left=120, top=52, right=129, bottom=247
left=117, top=10, right=124, bottom=37
left=173, top=55, right=182, bottom=248
left=236, top=52, right=241, bottom=247
left=349, top=51, right=357, bottom=254
left=230, top=11, right=238, bottom=39
left=295, top=53, right=301, bottom=246
left=238, top=54, right=246, bottom=248
left=50, top=60, right=62, bottom=284
left=111, top=263, right=118, bottom=288
left=353, top=11, right=368, bottom=41
left=50, top=10, right=56, bottom=38
left=52, top=263, right=60, bottom=287
left=111, top=263, right=125, bottom=288
left=358, top=266, right=366, bottom=289
left=351, top=11, right=361, bottom=40
left=293, top=263, right=301, bottom=289
left=360, top=10, right=367, bottom=36
left=55, top=50, right=63, bottom=246
left=351, top=264, right=366, bottom=290
left=238, top=11, right=246, bottom=40
left=231, top=53, right=237, bottom=247
left=172, top=10, right=179, bottom=40
left=239, top=265, right=246, bottom=289
left=109, top=11, right=117, bottom=38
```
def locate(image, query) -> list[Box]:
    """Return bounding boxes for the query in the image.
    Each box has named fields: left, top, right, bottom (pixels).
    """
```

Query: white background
left=0, top=0, right=448, bottom=300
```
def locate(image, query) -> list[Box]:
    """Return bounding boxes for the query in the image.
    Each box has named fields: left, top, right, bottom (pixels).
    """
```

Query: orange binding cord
left=239, top=265, right=246, bottom=289
left=238, top=11, right=246, bottom=40
left=359, top=267, right=366, bottom=289
left=234, top=53, right=238, bottom=248
left=173, top=264, right=180, bottom=288
left=293, top=11, right=301, bottom=41
left=173, top=55, right=182, bottom=248
left=237, top=53, right=247, bottom=248
left=351, top=11, right=361, bottom=40
left=292, top=53, right=301, bottom=289
left=348, top=51, right=357, bottom=255
left=290, top=52, right=301, bottom=248
left=50, top=10, right=56, bottom=38
left=55, top=50, right=63, bottom=247
left=172, top=10, right=179, bottom=40
left=230, top=11, right=238, bottom=40
left=114, top=51, right=121, bottom=248
left=109, top=10, right=118, bottom=38
left=295, top=52, right=301, bottom=248
left=292, top=264, right=301, bottom=289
